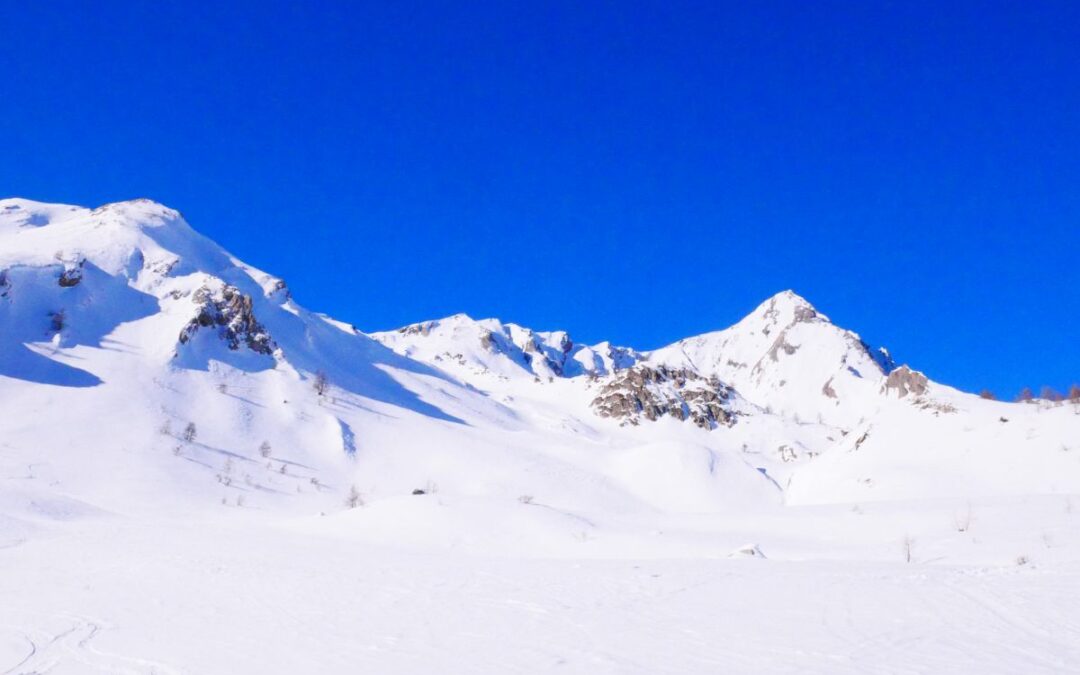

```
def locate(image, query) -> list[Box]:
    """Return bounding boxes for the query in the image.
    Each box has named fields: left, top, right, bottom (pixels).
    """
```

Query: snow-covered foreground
left=2, top=505, right=1079, bottom=674
left=2, top=197, right=1079, bottom=672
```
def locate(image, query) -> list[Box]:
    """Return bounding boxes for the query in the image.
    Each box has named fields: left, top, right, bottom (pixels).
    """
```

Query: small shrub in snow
left=902, top=535, right=914, bottom=563
left=1016, top=555, right=1029, bottom=566
left=259, top=440, right=272, bottom=458
left=182, top=422, right=197, bottom=443
left=313, top=370, right=330, bottom=397
left=345, top=485, right=363, bottom=509
left=217, top=383, right=228, bottom=394
left=1041, top=386, right=1063, bottom=402
left=518, top=495, right=534, bottom=504
left=159, top=420, right=172, bottom=436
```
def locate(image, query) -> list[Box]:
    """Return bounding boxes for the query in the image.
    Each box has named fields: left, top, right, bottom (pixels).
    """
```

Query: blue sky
left=3, top=2, right=1077, bottom=396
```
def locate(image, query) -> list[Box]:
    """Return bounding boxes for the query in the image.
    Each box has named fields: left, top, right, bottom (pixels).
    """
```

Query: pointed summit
left=747, top=290, right=829, bottom=330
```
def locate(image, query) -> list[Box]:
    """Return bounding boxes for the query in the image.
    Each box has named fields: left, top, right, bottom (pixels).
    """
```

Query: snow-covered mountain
left=2, top=196, right=1078, bottom=520
left=4, top=197, right=1080, bottom=673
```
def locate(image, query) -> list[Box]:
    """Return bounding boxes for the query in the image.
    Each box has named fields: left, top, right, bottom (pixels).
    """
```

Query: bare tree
left=1016, top=387, right=1034, bottom=403
left=978, top=389, right=996, bottom=400
left=345, top=484, right=363, bottom=509
left=313, top=370, right=329, bottom=397
left=902, top=535, right=914, bottom=563
left=1041, top=386, right=1063, bottom=402
left=182, top=422, right=197, bottom=443
left=1069, top=384, right=1080, bottom=402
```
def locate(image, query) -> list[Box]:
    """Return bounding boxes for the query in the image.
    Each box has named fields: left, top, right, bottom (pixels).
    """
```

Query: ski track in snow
left=2, top=615, right=182, bottom=675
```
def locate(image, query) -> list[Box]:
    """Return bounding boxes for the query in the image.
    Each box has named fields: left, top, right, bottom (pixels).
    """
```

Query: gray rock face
left=179, top=285, right=275, bottom=355
left=591, top=364, right=738, bottom=429
left=882, top=365, right=929, bottom=398
left=397, top=320, right=434, bottom=337
left=58, top=263, right=83, bottom=287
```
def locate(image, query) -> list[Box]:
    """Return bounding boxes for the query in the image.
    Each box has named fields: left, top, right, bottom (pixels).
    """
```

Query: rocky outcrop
left=591, top=364, right=738, bottom=429
left=882, top=365, right=929, bottom=398
left=178, top=285, right=275, bottom=355
left=58, top=262, right=84, bottom=287
left=397, top=320, right=434, bottom=337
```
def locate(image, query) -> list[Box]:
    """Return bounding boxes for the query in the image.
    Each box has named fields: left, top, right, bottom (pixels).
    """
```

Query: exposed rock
left=765, top=331, right=799, bottom=362
left=822, top=378, right=838, bottom=399
left=559, top=335, right=573, bottom=354
left=58, top=262, right=84, bottom=287
left=882, top=365, right=929, bottom=398
left=178, top=285, right=275, bottom=355
left=792, top=305, right=818, bottom=323
left=267, top=278, right=291, bottom=301
left=398, top=320, right=434, bottom=337
left=591, top=364, right=738, bottom=430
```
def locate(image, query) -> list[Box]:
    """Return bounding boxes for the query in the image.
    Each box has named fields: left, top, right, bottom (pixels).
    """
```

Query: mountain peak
left=743, top=289, right=825, bottom=334
left=753, top=289, right=826, bottom=326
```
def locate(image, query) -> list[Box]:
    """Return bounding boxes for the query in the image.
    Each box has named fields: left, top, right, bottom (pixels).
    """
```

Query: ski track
left=1, top=616, right=182, bottom=675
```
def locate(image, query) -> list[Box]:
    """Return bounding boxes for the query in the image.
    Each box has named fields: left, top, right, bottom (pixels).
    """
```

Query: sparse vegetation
left=902, top=535, right=914, bottom=563
left=1040, top=386, right=1063, bottom=402
left=518, top=495, right=534, bottom=504
left=345, top=485, right=363, bottom=508
left=313, top=370, right=329, bottom=397
left=182, top=422, right=197, bottom=443
left=259, top=440, right=272, bottom=458
left=978, top=389, right=996, bottom=400
left=1016, top=387, right=1034, bottom=403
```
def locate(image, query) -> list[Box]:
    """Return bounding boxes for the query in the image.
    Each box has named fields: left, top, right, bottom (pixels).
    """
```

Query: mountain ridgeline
left=2, top=197, right=1078, bottom=514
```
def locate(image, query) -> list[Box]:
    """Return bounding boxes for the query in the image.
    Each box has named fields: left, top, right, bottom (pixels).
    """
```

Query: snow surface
left=2, top=198, right=1079, bottom=673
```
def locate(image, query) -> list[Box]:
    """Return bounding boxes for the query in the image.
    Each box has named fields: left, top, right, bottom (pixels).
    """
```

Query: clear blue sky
left=3, top=2, right=1077, bottom=396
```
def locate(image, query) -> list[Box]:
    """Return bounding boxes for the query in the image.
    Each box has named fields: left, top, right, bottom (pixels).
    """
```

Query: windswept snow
left=2, top=197, right=1079, bottom=673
